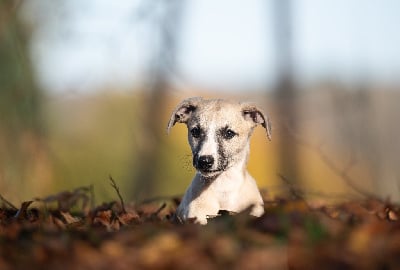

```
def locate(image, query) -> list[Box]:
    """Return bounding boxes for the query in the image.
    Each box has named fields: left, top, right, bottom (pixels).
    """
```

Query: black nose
left=197, top=155, right=214, bottom=170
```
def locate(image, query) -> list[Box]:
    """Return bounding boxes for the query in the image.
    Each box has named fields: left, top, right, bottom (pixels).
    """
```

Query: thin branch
left=14, top=201, right=33, bottom=220
left=315, top=147, right=373, bottom=197
left=278, top=173, right=304, bottom=200
left=89, top=184, right=95, bottom=210
left=284, top=123, right=374, bottom=198
left=109, top=175, right=126, bottom=214
left=0, top=194, right=17, bottom=210
left=270, top=178, right=356, bottom=201
left=151, top=202, right=166, bottom=218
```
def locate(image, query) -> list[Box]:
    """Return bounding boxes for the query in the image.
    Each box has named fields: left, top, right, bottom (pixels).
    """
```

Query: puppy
left=167, top=97, right=271, bottom=224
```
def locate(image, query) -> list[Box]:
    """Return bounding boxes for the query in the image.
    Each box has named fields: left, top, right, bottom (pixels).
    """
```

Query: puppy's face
left=187, top=101, right=254, bottom=177
left=167, top=98, right=271, bottom=179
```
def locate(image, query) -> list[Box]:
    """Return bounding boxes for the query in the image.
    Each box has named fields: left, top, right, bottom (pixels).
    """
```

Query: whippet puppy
left=167, top=97, right=272, bottom=224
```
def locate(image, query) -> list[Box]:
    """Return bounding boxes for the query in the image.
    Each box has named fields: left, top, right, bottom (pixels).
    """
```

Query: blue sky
left=25, top=0, right=400, bottom=92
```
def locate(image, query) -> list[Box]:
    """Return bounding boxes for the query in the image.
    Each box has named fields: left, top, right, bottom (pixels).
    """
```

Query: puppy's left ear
left=167, top=97, right=203, bottom=134
left=241, top=103, right=272, bottom=141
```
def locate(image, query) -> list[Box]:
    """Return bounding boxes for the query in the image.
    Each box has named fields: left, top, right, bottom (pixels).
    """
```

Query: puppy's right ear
left=167, top=97, right=202, bottom=134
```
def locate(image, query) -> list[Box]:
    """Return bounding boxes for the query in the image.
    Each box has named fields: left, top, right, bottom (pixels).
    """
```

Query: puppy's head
left=167, top=97, right=271, bottom=178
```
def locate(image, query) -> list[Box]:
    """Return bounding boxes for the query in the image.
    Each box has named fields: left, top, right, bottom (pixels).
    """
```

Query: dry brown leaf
left=118, top=211, right=139, bottom=225
left=60, top=211, right=81, bottom=224
left=388, top=210, right=399, bottom=221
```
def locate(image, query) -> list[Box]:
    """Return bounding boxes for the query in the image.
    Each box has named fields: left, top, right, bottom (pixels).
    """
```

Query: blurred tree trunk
left=272, top=0, right=299, bottom=191
left=131, top=0, right=185, bottom=200
left=0, top=1, right=53, bottom=200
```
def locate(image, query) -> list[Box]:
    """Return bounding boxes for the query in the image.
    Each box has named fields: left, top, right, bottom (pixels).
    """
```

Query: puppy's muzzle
left=197, top=155, right=214, bottom=171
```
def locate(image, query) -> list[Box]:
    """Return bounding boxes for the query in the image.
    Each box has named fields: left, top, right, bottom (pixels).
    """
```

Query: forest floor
left=1, top=182, right=400, bottom=270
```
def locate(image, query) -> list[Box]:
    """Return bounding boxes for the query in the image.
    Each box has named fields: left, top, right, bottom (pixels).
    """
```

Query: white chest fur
left=206, top=167, right=245, bottom=211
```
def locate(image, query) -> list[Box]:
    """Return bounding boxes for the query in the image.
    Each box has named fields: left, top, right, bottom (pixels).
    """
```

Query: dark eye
left=223, top=129, right=236, bottom=140
left=190, top=127, right=201, bottom=138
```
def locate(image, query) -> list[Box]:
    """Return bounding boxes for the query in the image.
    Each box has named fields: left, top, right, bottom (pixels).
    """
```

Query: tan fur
left=168, top=97, right=271, bottom=224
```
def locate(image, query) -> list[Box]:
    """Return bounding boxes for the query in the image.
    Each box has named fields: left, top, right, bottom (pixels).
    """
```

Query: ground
left=1, top=184, right=400, bottom=270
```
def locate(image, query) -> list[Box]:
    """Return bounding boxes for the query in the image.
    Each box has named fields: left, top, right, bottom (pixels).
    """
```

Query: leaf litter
left=1, top=182, right=400, bottom=269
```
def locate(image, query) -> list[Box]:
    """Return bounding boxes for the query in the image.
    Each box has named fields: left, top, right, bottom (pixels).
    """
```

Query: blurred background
left=1, top=0, right=399, bottom=204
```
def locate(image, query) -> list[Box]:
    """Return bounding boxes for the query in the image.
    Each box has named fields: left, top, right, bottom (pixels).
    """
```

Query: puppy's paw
left=195, top=216, right=208, bottom=225
left=250, top=204, right=265, bottom=217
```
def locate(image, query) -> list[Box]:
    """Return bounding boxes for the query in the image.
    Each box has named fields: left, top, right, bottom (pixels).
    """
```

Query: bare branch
left=0, top=194, right=17, bottom=210
left=14, top=201, right=33, bottom=220
left=35, top=186, right=91, bottom=212
left=277, top=173, right=304, bottom=200
left=284, top=123, right=374, bottom=198
left=151, top=202, right=166, bottom=218
left=271, top=178, right=357, bottom=202
left=109, top=175, right=127, bottom=214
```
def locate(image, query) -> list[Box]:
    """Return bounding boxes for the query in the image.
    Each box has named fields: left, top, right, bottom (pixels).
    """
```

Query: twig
left=314, top=147, right=373, bottom=197
left=35, top=186, right=91, bottom=212
left=109, top=175, right=126, bottom=214
left=88, top=184, right=95, bottom=210
left=278, top=173, right=304, bottom=200
left=269, top=180, right=356, bottom=201
left=0, top=194, right=17, bottom=210
left=14, top=201, right=33, bottom=220
left=152, top=203, right=167, bottom=218
left=284, top=123, right=374, bottom=198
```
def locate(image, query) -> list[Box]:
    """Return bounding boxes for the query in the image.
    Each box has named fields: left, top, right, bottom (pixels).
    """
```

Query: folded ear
left=241, top=103, right=272, bottom=141
left=167, top=97, right=203, bottom=133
